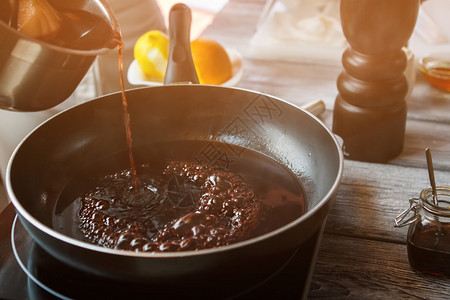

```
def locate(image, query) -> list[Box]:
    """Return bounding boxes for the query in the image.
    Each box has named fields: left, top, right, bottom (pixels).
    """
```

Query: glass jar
left=395, top=187, right=450, bottom=276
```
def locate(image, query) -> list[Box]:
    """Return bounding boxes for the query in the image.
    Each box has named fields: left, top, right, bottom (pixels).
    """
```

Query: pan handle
left=164, top=3, right=199, bottom=85
left=301, top=100, right=347, bottom=154
left=301, top=100, right=325, bottom=117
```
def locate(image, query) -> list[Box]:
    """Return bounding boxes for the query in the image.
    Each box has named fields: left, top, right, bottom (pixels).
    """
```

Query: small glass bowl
left=418, top=51, right=450, bottom=92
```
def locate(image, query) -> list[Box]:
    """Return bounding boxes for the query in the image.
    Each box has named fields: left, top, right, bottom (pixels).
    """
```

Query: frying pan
left=6, top=3, right=344, bottom=297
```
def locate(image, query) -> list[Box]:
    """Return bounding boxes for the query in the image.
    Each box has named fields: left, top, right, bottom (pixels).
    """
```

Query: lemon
left=134, top=30, right=169, bottom=79
left=190, top=38, right=233, bottom=85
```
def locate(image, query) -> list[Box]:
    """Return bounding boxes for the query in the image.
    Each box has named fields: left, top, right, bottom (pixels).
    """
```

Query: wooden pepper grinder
left=332, top=0, right=420, bottom=162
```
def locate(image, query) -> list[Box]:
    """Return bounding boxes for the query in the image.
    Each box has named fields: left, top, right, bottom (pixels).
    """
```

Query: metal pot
left=0, top=0, right=118, bottom=111
left=6, top=3, right=344, bottom=297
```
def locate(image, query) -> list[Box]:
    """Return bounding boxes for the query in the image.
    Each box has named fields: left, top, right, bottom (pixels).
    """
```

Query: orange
left=190, top=38, right=232, bottom=85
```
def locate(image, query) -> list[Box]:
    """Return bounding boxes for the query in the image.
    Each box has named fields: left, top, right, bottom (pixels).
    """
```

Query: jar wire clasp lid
left=395, top=148, right=439, bottom=227
left=395, top=197, right=420, bottom=227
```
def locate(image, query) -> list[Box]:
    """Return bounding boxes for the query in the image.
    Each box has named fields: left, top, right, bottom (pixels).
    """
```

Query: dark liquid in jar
left=53, top=141, right=306, bottom=252
left=407, top=224, right=450, bottom=276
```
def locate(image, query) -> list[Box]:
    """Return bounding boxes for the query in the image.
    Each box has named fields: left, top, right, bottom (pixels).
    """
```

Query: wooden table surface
left=200, top=0, right=450, bottom=298
left=1, top=0, right=449, bottom=298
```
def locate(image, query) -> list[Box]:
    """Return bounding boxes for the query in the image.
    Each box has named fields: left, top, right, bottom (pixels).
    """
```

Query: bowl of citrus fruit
left=128, top=30, right=243, bottom=87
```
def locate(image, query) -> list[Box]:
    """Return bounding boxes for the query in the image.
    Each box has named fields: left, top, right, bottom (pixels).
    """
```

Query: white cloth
left=408, top=0, right=450, bottom=58
left=249, top=0, right=346, bottom=65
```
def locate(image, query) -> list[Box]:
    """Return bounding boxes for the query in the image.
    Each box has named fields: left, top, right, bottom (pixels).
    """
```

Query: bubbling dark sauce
left=54, top=143, right=306, bottom=252
left=78, top=161, right=261, bottom=252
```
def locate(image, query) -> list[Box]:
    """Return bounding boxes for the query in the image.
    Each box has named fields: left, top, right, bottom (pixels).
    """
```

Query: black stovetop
left=0, top=204, right=322, bottom=300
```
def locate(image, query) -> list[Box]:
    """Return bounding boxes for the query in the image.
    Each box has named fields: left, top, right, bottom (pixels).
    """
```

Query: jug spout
left=0, top=0, right=120, bottom=111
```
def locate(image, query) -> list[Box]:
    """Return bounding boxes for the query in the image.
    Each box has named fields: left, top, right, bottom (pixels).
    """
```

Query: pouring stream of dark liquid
left=116, top=41, right=137, bottom=187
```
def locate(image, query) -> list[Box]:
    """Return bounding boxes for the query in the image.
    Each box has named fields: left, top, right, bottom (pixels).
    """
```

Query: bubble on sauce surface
left=77, top=161, right=263, bottom=252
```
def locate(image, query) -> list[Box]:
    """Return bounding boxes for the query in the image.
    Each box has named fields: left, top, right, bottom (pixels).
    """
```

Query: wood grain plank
left=408, top=74, right=450, bottom=124
left=317, top=112, right=450, bottom=172
left=327, top=160, right=450, bottom=243
left=309, top=234, right=450, bottom=299
left=398, top=118, right=450, bottom=170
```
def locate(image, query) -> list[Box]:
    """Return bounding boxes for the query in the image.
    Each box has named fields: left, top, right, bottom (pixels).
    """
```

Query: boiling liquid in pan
left=53, top=141, right=306, bottom=252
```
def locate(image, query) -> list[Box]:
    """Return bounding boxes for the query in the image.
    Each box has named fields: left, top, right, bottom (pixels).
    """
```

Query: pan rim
left=6, top=85, right=344, bottom=258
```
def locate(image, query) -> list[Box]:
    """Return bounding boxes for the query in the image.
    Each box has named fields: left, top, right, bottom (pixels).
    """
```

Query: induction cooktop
left=0, top=204, right=323, bottom=299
